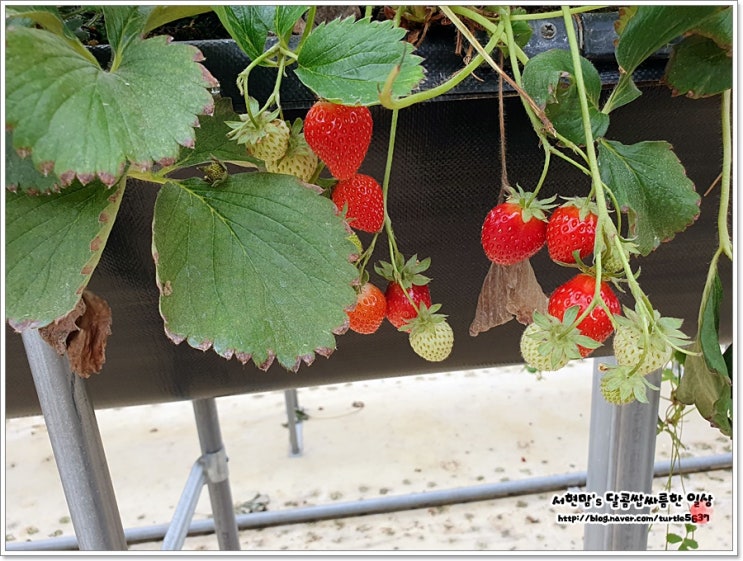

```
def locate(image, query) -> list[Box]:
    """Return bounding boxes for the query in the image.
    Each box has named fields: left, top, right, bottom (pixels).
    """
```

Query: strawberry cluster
left=481, top=186, right=689, bottom=405
left=479, top=188, right=619, bottom=369
left=226, top=99, right=319, bottom=183
left=303, top=100, right=452, bottom=363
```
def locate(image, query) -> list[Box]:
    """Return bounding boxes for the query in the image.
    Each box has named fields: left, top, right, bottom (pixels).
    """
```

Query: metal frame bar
left=191, top=398, right=241, bottom=550
left=283, top=389, right=303, bottom=456
left=20, top=329, right=127, bottom=551
left=6, top=452, right=731, bottom=551
left=161, top=461, right=207, bottom=550
left=584, top=357, right=663, bottom=551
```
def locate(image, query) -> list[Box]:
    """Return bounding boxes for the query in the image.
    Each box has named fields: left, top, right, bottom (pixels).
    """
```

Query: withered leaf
left=67, top=290, right=112, bottom=378
left=39, top=290, right=112, bottom=378
left=39, top=297, right=86, bottom=354
left=469, top=260, right=548, bottom=336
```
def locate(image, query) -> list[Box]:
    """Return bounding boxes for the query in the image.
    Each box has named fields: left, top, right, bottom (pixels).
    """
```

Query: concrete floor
left=4, top=362, right=735, bottom=552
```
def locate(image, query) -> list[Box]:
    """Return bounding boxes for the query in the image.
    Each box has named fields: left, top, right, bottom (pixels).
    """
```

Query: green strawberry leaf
left=214, top=6, right=306, bottom=59
left=295, top=17, right=425, bottom=106
left=521, top=49, right=609, bottom=145
left=5, top=179, right=126, bottom=330
left=141, top=5, right=214, bottom=35
left=273, top=5, right=308, bottom=41
left=675, top=271, right=732, bottom=437
left=689, top=6, right=733, bottom=54
left=5, top=26, right=217, bottom=187
left=152, top=173, right=358, bottom=371
left=5, top=5, right=83, bottom=43
left=604, top=5, right=724, bottom=113
left=102, top=5, right=148, bottom=56
left=173, top=97, right=261, bottom=170
left=597, top=139, right=700, bottom=255
left=214, top=6, right=275, bottom=61
left=664, top=34, right=732, bottom=98
left=5, top=131, right=62, bottom=195
left=614, top=5, right=723, bottom=74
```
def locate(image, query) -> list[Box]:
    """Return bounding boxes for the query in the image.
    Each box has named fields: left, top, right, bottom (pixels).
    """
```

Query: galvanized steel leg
left=192, top=398, right=240, bottom=550
left=21, top=329, right=127, bottom=551
left=584, top=357, right=662, bottom=551
left=161, top=461, right=207, bottom=550
left=283, top=389, right=303, bottom=456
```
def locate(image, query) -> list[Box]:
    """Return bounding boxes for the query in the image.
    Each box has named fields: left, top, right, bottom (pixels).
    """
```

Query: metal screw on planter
left=540, top=22, right=557, bottom=40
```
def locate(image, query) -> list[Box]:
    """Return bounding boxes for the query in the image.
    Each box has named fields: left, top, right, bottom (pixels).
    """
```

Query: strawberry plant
left=5, top=6, right=732, bottom=438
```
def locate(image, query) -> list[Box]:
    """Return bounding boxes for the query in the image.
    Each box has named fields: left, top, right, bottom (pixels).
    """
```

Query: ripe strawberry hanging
left=347, top=282, right=387, bottom=335
left=304, top=101, right=373, bottom=180
left=481, top=186, right=556, bottom=266
left=547, top=273, right=621, bottom=357
left=375, top=255, right=432, bottom=329
left=546, top=197, right=598, bottom=264
left=332, top=173, right=385, bottom=233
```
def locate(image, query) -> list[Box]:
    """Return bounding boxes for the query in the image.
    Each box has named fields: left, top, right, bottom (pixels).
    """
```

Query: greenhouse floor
left=4, top=361, right=734, bottom=552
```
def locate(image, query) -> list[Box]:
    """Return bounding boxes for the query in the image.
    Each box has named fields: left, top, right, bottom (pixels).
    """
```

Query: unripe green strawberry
left=249, top=119, right=290, bottom=162
left=265, top=119, right=318, bottom=181
left=409, top=319, right=454, bottom=362
left=265, top=152, right=316, bottom=182
left=226, top=99, right=290, bottom=162
left=612, top=306, right=687, bottom=375
left=402, top=303, right=453, bottom=362
left=519, top=323, right=569, bottom=371
left=599, top=374, right=636, bottom=405
left=613, top=324, right=672, bottom=375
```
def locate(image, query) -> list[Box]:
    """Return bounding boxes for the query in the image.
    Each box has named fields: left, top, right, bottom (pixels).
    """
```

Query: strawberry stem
left=379, top=24, right=503, bottom=110
left=718, top=89, right=733, bottom=260
left=294, top=6, right=316, bottom=57
left=443, top=6, right=555, bottom=136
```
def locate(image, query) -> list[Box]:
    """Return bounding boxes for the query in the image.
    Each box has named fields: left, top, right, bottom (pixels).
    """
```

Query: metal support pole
left=283, top=389, right=303, bottom=456
left=161, top=461, right=207, bottom=550
left=20, top=329, right=127, bottom=551
left=192, top=398, right=240, bottom=550
left=584, top=357, right=662, bottom=551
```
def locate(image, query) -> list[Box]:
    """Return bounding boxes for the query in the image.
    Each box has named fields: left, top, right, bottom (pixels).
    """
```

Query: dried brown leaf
left=39, top=290, right=112, bottom=377
left=469, top=260, right=548, bottom=336
left=67, top=290, right=112, bottom=378
left=39, top=298, right=86, bottom=354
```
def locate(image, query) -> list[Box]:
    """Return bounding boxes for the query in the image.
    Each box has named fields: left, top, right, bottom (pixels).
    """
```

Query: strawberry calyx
left=611, top=304, right=690, bottom=374
left=397, top=302, right=445, bottom=334
left=375, top=253, right=431, bottom=290
left=600, top=237, right=640, bottom=276
left=505, top=184, right=557, bottom=223
left=598, top=362, right=659, bottom=405
left=522, top=307, right=602, bottom=370
left=225, top=98, right=288, bottom=158
left=557, top=196, right=599, bottom=222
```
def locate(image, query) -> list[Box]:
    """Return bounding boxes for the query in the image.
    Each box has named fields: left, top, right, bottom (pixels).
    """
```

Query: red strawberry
left=385, top=282, right=432, bottom=329
left=332, top=173, right=384, bottom=233
left=375, top=254, right=433, bottom=328
left=481, top=186, right=556, bottom=266
left=304, top=102, right=373, bottom=180
left=547, top=273, right=621, bottom=357
left=347, top=283, right=387, bottom=335
left=546, top=198, right=598, bottom=264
